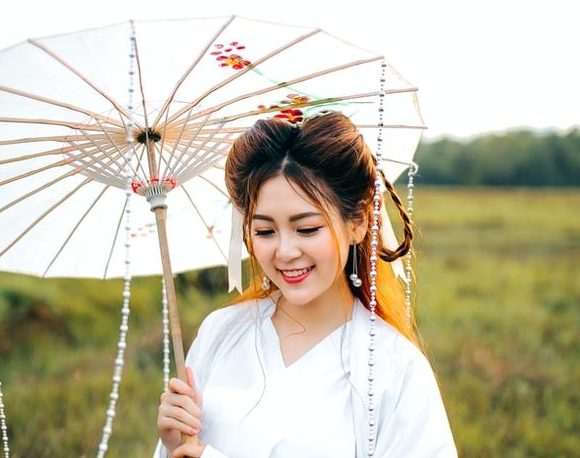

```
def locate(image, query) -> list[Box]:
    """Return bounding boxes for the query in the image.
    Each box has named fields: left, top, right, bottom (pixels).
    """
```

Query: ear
left=348, top=214, right=368, bottom=245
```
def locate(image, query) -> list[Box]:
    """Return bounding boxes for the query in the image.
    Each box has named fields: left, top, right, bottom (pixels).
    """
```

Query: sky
left=1, top=0, right=578, bottom=139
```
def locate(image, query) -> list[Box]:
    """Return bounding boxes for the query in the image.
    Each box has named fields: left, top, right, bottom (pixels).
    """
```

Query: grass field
left=1, top=187, right=579, bottom=457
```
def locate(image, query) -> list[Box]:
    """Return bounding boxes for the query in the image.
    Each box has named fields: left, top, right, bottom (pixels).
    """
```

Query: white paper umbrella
left=0, top=16, right=425, bottom=385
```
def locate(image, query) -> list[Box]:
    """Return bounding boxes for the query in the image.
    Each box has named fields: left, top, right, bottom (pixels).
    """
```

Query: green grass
left=1, top=187, right=579, bottom=457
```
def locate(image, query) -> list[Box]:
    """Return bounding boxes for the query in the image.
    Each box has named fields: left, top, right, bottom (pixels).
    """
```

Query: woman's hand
left=157, top=366, right=206, bottom=457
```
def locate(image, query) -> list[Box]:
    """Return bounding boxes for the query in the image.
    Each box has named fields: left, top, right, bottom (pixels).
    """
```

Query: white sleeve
left=375, top=339, right=458, bottom=457
left=152, top=308, right=233, bottom=458
left=200, top=444, right=229, bottom=457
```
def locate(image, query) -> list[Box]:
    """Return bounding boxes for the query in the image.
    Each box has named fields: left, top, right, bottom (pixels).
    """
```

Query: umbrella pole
left=153, top=206, right=186, bottom=381
left=145, top=140, right=202, bottom=452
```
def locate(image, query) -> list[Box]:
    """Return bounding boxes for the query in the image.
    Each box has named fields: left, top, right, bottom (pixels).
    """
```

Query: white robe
left=154, top=297, right=457, bottom=457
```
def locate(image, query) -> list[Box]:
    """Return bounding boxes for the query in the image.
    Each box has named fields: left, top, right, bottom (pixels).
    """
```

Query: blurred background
left=0, top=0, right=578, bottom=456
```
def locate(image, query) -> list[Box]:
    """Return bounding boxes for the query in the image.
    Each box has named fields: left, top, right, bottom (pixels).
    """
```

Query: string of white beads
left=96, top=21, right=136, bottom=458
left=161, top=278, right=171, bottom=391
left=0, top=380, right=9, bottom=458
left=366, top=61, right=387, bottom=457
left=404, top=162, right=418, bottom=325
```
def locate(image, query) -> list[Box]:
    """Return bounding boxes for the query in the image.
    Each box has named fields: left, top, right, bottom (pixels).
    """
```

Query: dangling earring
left=261, top=276, right=271, bottom=291
left=349, top=244, right=362, bottom=287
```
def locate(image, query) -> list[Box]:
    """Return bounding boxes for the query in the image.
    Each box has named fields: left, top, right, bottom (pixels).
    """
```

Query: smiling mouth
left=279, top=266, right=313, bottom=277
left=278, top=266, right=314, bottom=284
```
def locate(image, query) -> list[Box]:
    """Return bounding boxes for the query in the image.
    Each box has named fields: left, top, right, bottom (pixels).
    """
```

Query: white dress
left=154, top=297, right=457, bottom=457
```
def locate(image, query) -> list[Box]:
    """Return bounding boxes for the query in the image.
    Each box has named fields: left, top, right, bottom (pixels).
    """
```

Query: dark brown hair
left=225, top=111, right=419, bottom=346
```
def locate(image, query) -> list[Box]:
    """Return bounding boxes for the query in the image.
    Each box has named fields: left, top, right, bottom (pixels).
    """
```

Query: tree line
left=414, top=128, right=580, bottom=186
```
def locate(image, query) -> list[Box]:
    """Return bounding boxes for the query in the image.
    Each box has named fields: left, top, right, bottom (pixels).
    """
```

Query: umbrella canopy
left=0, top=16, right=425, bottom=280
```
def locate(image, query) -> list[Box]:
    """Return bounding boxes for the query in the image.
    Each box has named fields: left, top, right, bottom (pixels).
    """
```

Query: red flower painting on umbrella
left=258, top=93, right=312, bottom=124
left=211, top=41, right=251, bottom=70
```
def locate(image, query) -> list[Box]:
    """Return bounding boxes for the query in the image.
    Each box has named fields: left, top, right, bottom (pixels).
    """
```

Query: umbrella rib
left=0, top=177, right=93, bottom=258
left=196, top=171, right=232, bottom=199
left=0, top=117, right=123, bottom=132
left=0, top=169, right=76, bottom=215
left=201, top=92, right=381, bottom=126
left=152, top=15, right=236, bottom=128
left=0, top=85, right=124, bottom=128
left=132, top=32, right=153, bottom=149
left=103, top=196, right=127, bottom=279
left=160, top=107, right=199, bottom=178
left=179, top=185, right=228, bottom=264
left=28, top=39, right=137, bottom=128
left=165, top=115, right=213, bottom=178
left=0, top=143, right=114, bottom=189
left=171, top=56, right=386, bottom=129
left=65, top=142, right=127, bottom=187
left=42, top=184, right=110, bottom=277
left=0, top=134, right=109, bottom=146
left=171, top=127, right=228, bottom=179
left=93, top=118, right=147, bottom=182
left=165, top=28, right=323, bottom=125
left=174, top=135, right=233, bottom=183
left=83, top=121, right=146, bottom=183
left=0, top=141, right=106, bottom=165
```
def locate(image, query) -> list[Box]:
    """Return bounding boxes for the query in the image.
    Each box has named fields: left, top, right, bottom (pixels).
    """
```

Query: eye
left=254, top=229, right=274, bottom=237
left=297, top=226, right=323, bottom=235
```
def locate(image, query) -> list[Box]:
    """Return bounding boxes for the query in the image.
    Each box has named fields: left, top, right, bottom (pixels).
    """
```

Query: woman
left=155, top=112, right=457, bottom=457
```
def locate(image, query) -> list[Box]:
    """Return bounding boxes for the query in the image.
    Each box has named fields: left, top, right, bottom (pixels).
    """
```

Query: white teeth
left=282, top=267, right=311, bottom=277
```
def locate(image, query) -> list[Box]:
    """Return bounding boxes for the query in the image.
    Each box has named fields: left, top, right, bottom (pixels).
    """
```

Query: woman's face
left=250, top=174, right=360, bottom=309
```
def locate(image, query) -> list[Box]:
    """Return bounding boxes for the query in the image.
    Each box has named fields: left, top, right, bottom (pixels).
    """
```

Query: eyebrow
left=252, top=212, right=323, bottom=223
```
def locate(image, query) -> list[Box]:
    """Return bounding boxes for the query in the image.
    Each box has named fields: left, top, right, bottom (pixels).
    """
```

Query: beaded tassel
left=366, top=61, right=387, bottom=457
left=404, top=162, right=418, bottom=326
left=0, top=380, right=9, bottom=458
left=96, top=21, right=136, bottom=457
left=161, top=278, right=171, bottom=391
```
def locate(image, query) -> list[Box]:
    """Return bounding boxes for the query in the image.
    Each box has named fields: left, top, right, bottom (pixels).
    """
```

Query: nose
left=276, top=232, right=301, bottom=262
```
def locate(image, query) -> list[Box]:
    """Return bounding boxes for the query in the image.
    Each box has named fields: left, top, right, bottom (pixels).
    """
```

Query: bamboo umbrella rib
left=0, top=144, right=115, bottom=189
left=92, top=118, right=147, bottom=183
left=165, top=115, right=213, bottom=178
left=0, top=177, right=93, bottom=258
left=198, top=92, right=381, bottom=126
left=66, top=140, right=126, bottom=186
left=42, top=184, right=110, bottom=277
left=196, top=172, right=231, bottom=199
left=0, top=117, right=124, bottom=133
left=170, top=56, right=386, bottom=129
left=103, top=196, right=127, bottom=279
left=152, top=15, right=236, bottom=128
left=0, top=141, right=124, bottom=214
left=165, top=28, right=323, bottom=125
left=161, top=106, right=197, bottom=176
left=170, top=123, right=228, bottom=179
left=162, top=111, right=209, bottom=178
left=159, top=141, right=229, bottom=178
left=80, top=124, right=145, bottom=183
left=179, top=185, right=228, bottom=264
left=28, top=39, right=137, bottom=128
left=0, top=142, right=100, bottom=165
left=0, top=85, right=125, bottom=129
left=0, top=134, right=109, bottom=146
left=132, top=142, right=151, bottom=181
left=132, top=35, right=153, bottom=149
left=175, top=138, right=232, bottom=183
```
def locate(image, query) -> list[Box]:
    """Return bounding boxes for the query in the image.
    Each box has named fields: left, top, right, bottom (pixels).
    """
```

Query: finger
left=157, top=416, right=199, bottom=437
left=172, top=441, right=205, bottom=458
left=168, top=377, right=195, bottom=398
left=159, top=404, right=203, bottom=430
left=160, top=393, right=202, bottom=418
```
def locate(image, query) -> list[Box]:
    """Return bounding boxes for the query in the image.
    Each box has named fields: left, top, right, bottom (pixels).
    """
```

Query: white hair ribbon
left=228, top=205, right=244, bottom=293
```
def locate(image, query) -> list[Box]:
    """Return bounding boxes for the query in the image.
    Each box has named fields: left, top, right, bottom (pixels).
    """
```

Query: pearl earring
left=349, top=243, right=362, bottom=287
left=261, top=276, right=271, bottom=291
